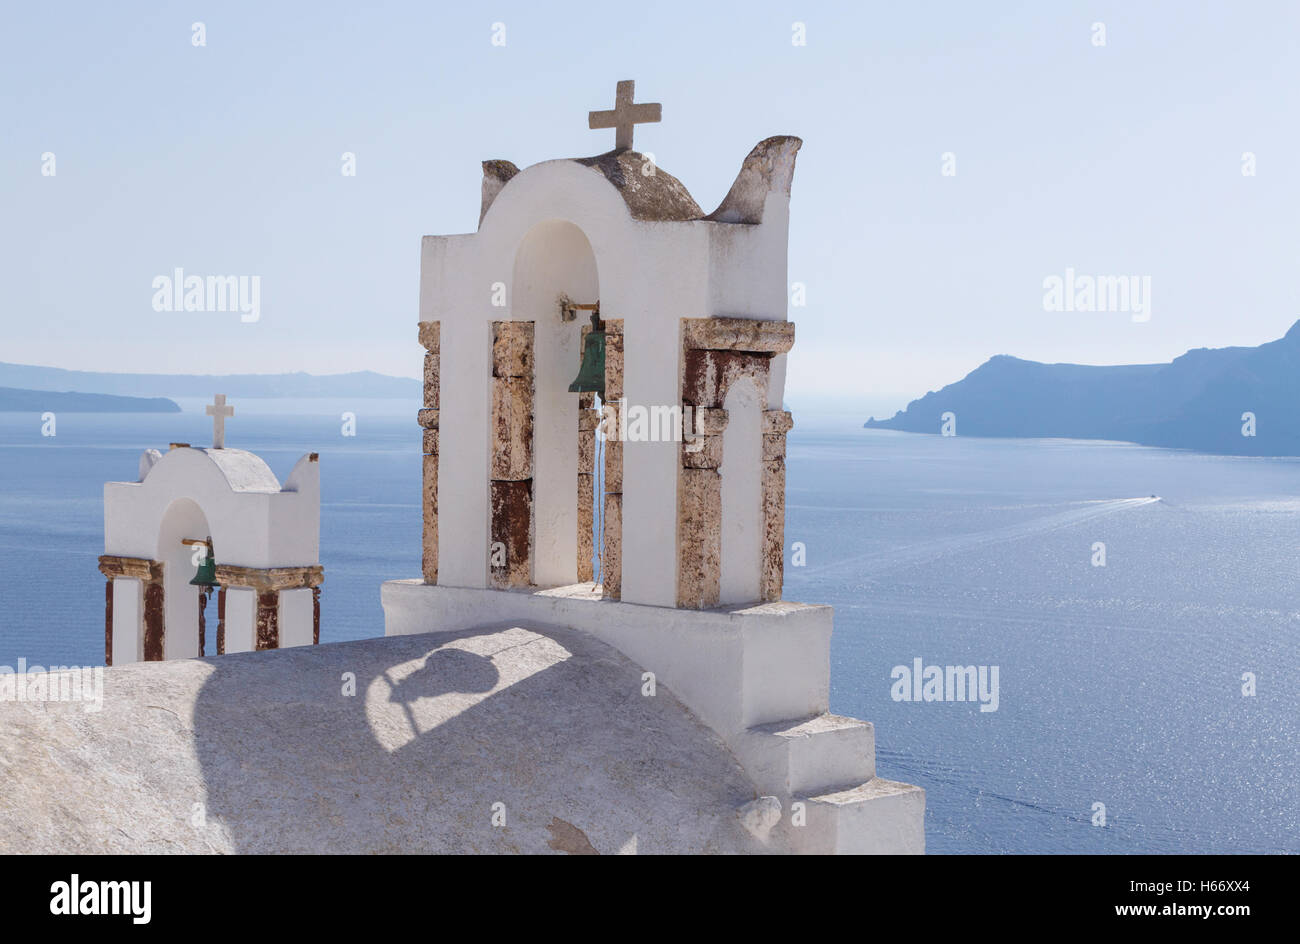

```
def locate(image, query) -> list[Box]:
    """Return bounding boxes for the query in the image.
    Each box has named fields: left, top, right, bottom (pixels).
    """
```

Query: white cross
left=588, top=79, right=661, bottom=151
left=205, top=394, right=234, bottom=449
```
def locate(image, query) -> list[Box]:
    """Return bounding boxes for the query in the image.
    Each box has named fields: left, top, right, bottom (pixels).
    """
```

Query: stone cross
left=205, top=394, right=234, bottom=449
left=588, top=80, right=661, bottom=151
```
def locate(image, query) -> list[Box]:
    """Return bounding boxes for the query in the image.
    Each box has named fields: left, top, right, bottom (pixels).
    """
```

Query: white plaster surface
left=383, top=579, right=830, bottom=737
left=740, top=714, right=877, bottom=796
left=222, top=588, right=256, bottom=654
left=111, top=578, right=142, bottom=665
left=792, top=779, right=927, bottom=855
left=104, top=447, right=319, bottom=571
left=278, top=588, right=314, bottom=648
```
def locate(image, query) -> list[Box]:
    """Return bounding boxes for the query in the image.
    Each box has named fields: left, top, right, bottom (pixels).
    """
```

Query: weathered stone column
left=197, top=587, right=211, bottom=657
left=761, top=409, right=794, bottom=601
left=678, top=317, right=795, bottom=609
left=677, top=467, right=721, bottom=608
left=143, top=574, right=165, bottom=661
left=677, top=407, right=728, bottom=608
left=418, top=321, right=440, bottom=584
left=602, top=320, right=624, bottom=600
left=490, top=321, right=534, bottom=588
left=256, top=591, right=279, bottom=650
left=217, top=587, right=227, bottom=655
left=103, top=578, right=113, bottom=666
left=312, top=586, right=321, bottom=645
left=577, top=390, right=598, bottom=583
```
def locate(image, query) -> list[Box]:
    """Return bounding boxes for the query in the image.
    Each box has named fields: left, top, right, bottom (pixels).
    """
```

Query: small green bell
left=568, top=314, right=606, bottom=397
left=190, top=554, right=218, bottom=588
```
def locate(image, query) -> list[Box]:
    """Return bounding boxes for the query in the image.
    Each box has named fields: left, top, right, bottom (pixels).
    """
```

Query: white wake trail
left=809, top=496, right=1159, bottom=580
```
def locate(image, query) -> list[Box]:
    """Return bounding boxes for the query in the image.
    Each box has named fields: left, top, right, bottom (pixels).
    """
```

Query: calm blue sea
left=1, top=400, right=1296, bottom=854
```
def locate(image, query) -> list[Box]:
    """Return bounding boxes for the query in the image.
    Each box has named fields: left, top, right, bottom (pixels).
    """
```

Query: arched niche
left=507, top=219, right=599, bottom=587
left=157, top=497, right=212, bottom=660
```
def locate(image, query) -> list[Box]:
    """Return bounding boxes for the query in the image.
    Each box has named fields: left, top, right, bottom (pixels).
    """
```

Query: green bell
left=568, top=314, right=606, bottom=397
left=190, top=555, right=218, bottom=588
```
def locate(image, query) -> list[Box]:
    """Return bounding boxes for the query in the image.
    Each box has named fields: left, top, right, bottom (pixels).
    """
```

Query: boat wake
left=810, top=496, right=1160, bottom=580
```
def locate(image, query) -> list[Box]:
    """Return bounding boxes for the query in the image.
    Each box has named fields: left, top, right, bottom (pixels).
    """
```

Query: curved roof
left=571, top=149, right=704, bottom=221
left=143, top=447, right=281, bottom=493
left=478, top=137, right=803, bottom=226
left=0, top=625, right=773, bottom=853
left=202, top=448, right=281, bottom=493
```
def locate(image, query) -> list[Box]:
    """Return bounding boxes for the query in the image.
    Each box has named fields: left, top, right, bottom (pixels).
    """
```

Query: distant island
left=0, top=386, right=180, bottom=413
left=865, top=320, right=1300, bottom=457
left=0, top=363, right=421, bottom=400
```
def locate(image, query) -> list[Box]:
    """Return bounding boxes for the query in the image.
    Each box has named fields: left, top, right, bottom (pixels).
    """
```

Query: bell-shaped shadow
left=386, top=647, right=499, bottom=706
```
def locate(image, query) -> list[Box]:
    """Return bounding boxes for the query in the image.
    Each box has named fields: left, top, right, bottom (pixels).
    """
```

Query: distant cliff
left=865, top=321, right=1300, bottom=456
left=0, top=363, right=421, bottom=399
left=0, top=386, right=180, bottom=413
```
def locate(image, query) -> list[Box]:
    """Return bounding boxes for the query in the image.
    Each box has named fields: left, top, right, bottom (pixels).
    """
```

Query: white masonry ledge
left=382, top=579, right=833, bottom=738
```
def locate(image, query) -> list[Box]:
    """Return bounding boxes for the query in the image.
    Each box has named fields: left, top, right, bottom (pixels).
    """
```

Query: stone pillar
left=312, top=586, right=321, bottom=645
left=602, top=320, right=624, bottom=600
left=142, top=575, right=165, bottom=661
left=103, top=578, right=113, bottom=666
left=603, top=492, right=622, bottom=599
left=677, top=407, right=727, bottom=609
left=677, top=468, right=721, bottom=608
left=577, top=390, right=598, bottom=583
left=678, top=318, right=795, bottom=609
left=761, top=410, right=794, bottom=602
left=418, top=321, right=440, bottom=584
left=197, top=587, right=210, bottom=657
left=217, top=587, right=227, bottom=655
left=489, top=321, right=534, bottom=588
left=256, top=591, right=279, bottom=650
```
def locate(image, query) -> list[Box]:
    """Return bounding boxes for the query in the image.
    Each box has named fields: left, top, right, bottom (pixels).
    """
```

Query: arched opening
left=507, top=219, right=600, bottom=587
left=719, top=376, right=763, bottom=605
left=157, top=497, right=213, bottom=660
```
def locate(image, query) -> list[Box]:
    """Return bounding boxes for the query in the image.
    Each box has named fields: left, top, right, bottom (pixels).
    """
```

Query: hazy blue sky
left=3, top=1, right=1296, bottom=411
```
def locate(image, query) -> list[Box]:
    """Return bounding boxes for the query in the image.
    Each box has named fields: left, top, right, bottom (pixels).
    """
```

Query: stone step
left=735, top=713, right=876, bottom=797
left=788, top=778, right=926, bottom=855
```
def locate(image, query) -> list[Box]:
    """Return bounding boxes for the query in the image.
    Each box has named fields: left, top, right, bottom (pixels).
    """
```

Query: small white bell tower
left=98, top=395, right=323, bottom=664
